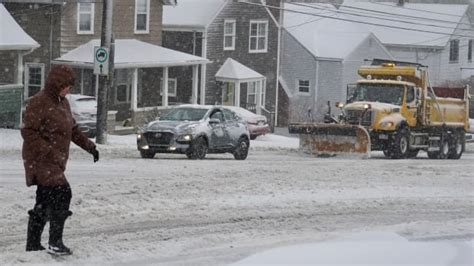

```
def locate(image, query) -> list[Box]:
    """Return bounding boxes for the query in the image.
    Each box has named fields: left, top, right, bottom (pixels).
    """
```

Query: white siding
left=438, top=15, right=473, bottom=83
left=281, top=31, right=318, bottom=122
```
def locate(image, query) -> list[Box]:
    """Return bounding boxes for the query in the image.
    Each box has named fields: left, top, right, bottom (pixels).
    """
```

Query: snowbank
left=0, top=129, right=299, bottom=156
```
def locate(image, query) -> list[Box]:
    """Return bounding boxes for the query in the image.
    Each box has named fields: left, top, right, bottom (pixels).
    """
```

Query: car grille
left=345, top=110, right=372, bottom=126
left=144, top=132, right=174, bottom=145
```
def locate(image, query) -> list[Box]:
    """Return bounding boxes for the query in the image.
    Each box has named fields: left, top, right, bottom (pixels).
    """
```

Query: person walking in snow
left=21, top=64, right=99, bottom=255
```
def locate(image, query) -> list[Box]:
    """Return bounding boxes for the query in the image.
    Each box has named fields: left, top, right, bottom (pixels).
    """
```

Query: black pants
left=26, top=184, right=72, bottom=251
left=33, top=185, right=72, bottom=217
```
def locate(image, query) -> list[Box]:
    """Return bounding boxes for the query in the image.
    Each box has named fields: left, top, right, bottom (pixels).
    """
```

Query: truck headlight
left=177, top=134, right=192, bottom=142
left=380, top=121, right=394, bottom=129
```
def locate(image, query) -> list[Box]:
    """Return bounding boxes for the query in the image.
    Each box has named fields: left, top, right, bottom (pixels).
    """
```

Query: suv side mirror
left=209, top=118, right=220, bottom=124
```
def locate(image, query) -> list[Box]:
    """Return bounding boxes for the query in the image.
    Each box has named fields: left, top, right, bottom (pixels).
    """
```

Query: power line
left=285, top=10, right=334, bottom=29
left=332, top=2, right=473, bottom=28
left=289, top=2, right=474, bottom=33
left=373, top=1, right=468, bottom=18
left=239, top=1, right=474, bottom=39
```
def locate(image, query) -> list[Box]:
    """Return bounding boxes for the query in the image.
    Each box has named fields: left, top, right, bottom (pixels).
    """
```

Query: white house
left=341, top=0, right=474, bottom=85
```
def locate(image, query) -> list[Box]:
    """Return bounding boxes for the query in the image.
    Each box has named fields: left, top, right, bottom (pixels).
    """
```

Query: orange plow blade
left=288, top=123, right=371, bottom=159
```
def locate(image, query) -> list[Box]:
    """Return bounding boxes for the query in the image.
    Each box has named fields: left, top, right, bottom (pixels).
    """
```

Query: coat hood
left=45, top=65, right=75, bottom=97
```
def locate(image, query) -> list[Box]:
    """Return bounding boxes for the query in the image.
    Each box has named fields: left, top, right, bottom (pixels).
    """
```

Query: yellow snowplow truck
left=289, top=60, right=470, bottom=159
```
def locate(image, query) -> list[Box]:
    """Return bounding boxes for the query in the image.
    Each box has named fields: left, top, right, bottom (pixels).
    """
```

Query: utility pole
left=96, top=0, right=114, bottom=144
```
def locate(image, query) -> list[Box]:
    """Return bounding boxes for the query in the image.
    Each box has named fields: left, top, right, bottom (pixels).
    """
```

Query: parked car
left=223, top=106, right=269, bottom=140
left=65, top=94, right=97, bottom=138
left=137, top=105, right=250, bottom=160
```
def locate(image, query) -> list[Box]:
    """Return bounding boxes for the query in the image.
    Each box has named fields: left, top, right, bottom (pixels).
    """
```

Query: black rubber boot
left=26, top=209, right=47, bottom=251
left=47, top=210, right=73, bottom=256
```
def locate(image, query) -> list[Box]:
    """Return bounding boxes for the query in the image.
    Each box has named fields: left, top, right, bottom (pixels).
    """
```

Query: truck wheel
left=448, top=131, right=464, bottom=159
left=390, top=127, right=410, bottom=159
left=428, top=133, right=450, bottom=159
left=438, top=136, right=450, bottom=159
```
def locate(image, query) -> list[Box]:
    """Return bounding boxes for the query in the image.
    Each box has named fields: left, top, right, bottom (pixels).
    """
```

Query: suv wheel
left=233, top=137, right=249, bottom=160
left=187, top=137, right=207, bottom=159
left=140, top=150, right=155, bottom=159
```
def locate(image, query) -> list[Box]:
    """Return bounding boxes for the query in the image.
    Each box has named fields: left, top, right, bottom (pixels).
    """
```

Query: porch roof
left=0, top=4, right=40, bottom=50
left=215, top=58, right=265, bottom=83
left=52, top=39, right=209, bottom=69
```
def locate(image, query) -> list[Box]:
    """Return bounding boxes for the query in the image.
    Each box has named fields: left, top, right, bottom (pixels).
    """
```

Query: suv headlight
left=176, top=134, right=192, bottom=142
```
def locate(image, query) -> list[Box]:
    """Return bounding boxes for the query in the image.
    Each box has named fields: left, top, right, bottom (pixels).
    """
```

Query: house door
left=222, top=82, right=234, bottom=106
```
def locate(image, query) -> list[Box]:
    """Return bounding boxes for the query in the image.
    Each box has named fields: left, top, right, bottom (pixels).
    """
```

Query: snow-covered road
left=0, top=129, right=473, bottom=265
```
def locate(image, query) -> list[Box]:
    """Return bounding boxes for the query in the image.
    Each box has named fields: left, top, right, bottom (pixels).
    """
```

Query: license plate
left=379, top=134, right=388, bottom=140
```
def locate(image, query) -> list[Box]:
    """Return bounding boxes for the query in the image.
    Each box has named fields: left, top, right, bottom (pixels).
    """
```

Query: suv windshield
left=351, top=84, right=404, bottom=105
left=160, top=107, right=208, bottom=121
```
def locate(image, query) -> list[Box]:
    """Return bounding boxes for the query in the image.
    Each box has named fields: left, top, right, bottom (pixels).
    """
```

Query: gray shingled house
left=162, top=0, right=282, bottom=125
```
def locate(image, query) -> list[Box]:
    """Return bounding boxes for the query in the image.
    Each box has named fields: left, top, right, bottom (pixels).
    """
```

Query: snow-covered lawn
left=0, top=129, right=473, bottom=265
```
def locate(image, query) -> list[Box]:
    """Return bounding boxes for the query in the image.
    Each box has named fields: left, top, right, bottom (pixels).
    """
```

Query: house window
left=25, top=63, right=44, bottom=98
left=160, top=78, right=177, bottom=97
left=135, top=0, right=150, bottom=33
left=298, top=80, right=310, bottom=94
left=77, top=3, right=94, bottom=34
left=249, top=20, right=268, bottom=53
left=449, top=39, right=459, bottom=62
left=468, top=39, right=472, bottom=62
left=246, top=81, right=265, bottom=106
left=223, top=19, right=236, bottom=50
left=115, top=70, right=131, bottom=103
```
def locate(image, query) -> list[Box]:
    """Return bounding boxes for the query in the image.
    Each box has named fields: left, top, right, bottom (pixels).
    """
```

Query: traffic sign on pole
left=94, top=46, right=109, bottom=76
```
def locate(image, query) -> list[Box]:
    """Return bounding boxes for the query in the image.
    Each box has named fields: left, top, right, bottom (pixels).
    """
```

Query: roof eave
left=385, top=43, right=445, bottom=50
left=216, top=77, right=265, bottom=83
left=162, top=25, right=206, bottom=32
left=0, top=44, right=39, bottom=51
left=52, top=60, right=210, bottom=69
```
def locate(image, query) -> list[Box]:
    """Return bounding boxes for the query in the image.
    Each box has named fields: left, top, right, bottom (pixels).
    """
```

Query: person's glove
left=91, top=149, right=99, bottom=163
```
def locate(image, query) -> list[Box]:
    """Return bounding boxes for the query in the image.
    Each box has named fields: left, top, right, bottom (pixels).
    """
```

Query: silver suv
left=137, top=105, right=250, bottom=160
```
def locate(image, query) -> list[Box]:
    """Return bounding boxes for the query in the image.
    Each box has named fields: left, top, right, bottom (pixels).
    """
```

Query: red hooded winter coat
left=21, top=65, right=96, bottom=187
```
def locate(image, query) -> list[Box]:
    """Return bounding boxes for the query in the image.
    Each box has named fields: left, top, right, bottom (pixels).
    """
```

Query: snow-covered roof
left=52, top=39, right=209, bottom=69
left=340, top=1, right=469, bottom=47
left=283, top=3, right=374, bottom=59
left=163, top=0, right=227, bottom=31
left=0, top=4, right=39, bottom=50
left=215, top=58, right=265, bottom=82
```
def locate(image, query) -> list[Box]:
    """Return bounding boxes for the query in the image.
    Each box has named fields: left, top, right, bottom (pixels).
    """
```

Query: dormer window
left=135, top=0, right=150, bottom=33
left=77, top=3, right=94, bottom=34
